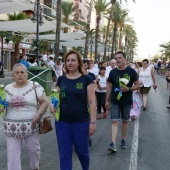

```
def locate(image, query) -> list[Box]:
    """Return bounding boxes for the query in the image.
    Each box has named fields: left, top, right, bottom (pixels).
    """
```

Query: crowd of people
left=1, top=50, right=161, bottom=170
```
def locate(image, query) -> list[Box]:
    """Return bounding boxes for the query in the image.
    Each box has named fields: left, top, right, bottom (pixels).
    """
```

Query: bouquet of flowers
left=115, top=74, right=130, bottom=101
left=49, top=89, right=60, bottom=121
left=0, top=84, right=8, bottom=118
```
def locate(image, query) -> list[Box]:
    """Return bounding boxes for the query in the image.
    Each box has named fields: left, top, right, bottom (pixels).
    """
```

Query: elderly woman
left=1, top=63, right=48, bottom=170
left=50, top=50, right=96, bottom=170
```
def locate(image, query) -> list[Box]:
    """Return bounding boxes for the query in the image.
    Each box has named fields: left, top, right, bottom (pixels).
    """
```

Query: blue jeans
left=110, top=104, right=131, bottom=121
left=55, top=121, right=90, bottom=170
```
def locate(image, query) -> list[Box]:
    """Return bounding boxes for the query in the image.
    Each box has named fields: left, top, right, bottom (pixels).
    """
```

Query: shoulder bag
left=33, top=82, right=53, bottom=134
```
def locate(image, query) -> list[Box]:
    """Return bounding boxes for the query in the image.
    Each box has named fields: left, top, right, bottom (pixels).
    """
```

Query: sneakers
left=108, top=142, right=117, bottom=152
left=120, top=139, right=127, bottom=149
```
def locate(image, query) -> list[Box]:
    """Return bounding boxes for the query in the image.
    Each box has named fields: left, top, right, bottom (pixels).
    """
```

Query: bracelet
left=90, top=122, right=96, bottom=124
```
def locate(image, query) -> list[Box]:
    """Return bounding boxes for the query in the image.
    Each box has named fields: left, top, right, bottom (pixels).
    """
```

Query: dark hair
left=83, top=58, right=88, bottom=63
left=99, top=66, right=106, bottom=71
left=64, top=50, right=84, bottom=74
left=116, top=51, right=126, bottom=58
left=142, top=59, right=149, bottom=63
left=137, top=62, right=142, bottom=67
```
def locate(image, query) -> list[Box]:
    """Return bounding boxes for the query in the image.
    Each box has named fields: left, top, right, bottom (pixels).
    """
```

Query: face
left=142, top=61, right=148, bottom=68
left=115, top=54, right=126, bottom=67
left=83, top=62, right=88, bottom=70
left=13, top=66, right=28, bottom=85
left=102, top=62, right=107, bottom=68
left=65, top=53, right=79, bottom=72
left=100, top=69, right=106, bottom=75
left=110, top=61, right=116, bottom=69
left=89, top=61, right=94, bottom=69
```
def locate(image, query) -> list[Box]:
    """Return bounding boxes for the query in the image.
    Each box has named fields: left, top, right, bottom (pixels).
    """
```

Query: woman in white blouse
left=139, top=59, right=156, bottom=111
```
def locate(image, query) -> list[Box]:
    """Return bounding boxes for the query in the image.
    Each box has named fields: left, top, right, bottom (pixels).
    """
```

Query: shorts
left=140, top=86, right=151, bottom=94
left=109, top=104, right=131, bottom=122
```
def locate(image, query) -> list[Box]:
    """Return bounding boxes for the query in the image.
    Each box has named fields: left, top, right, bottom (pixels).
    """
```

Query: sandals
left=103, top=112, right=107, bottom=118
left=97, top=114, right=101, bottom=120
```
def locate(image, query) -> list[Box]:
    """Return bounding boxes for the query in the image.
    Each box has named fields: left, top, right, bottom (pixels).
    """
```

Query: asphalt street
left=0, top=73, right=170, bottom=170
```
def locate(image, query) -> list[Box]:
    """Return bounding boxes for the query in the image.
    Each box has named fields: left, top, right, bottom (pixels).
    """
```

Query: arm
left=151, top=68, right=156, bottom=85
left=32, top=92, right=49, bottom=123
left=87, top=83, right=96, bottom=136
left=105, top=82, right=112, bottom=110
left=121, top=80, right=140, bottom=92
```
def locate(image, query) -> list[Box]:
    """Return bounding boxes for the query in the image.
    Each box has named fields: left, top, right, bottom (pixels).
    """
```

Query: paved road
left=0, top=73, right=170, bottom=170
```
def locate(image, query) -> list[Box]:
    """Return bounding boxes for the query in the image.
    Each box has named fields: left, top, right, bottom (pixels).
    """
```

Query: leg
left=111, top=121, right=119, bottom=143
left=55, top=121, right=73, bottom=170
left=25, top=132, right=40, bottom=170
left=122, top=121, right=129, bottom=140
left=96, top=92, right=102, bottom=118
left=110, top=104, right=121, bottom=143
left=6, top=136, right=22, bottom=170
left=143, top=94, right=148, bottom=107
left=101, top=92, right=106, bottom=112
left=72, top=121, right=90, bottom=170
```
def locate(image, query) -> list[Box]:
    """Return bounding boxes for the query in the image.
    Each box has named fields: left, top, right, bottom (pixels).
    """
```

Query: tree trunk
left=95, top=17, right=100, bottom=63
left=118, top=26, right=123, bottom=50
left=55, top=0, right=62, bottom=61
left=15, top=42, right=19, bottom=63
left=111, top=23, right=117, bottom=59
left=84, top=0, right=92, bottom=59
left=103, top=2, right=115, bottom=61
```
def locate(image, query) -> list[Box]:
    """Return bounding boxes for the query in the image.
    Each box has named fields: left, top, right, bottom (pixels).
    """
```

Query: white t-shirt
left=106, top=66, right=112, bottom=77
left=88, top=67, right=99, bottom=76
left=42, top=54, right=47, bottom=61
left=96, top=75, right=107, bottom=93
left=49, top=60, right=55, bottom=71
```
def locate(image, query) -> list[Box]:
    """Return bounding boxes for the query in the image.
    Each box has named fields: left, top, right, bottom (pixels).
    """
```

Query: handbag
left=33, top=82, right=53, bottom=134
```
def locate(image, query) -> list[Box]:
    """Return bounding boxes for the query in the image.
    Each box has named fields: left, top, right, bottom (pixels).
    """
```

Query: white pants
left=6, top=132, right=40, bottom=170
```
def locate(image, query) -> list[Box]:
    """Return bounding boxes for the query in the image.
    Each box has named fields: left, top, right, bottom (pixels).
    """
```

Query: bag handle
left=33, top=81, right=38, bottom=107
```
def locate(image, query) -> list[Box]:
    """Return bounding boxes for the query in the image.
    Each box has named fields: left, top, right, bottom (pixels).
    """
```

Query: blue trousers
left=55, top=121, right=90, bottom=170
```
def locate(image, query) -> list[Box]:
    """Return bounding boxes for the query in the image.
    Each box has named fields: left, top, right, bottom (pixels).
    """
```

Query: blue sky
left=122, top=0, right=170, bottom=60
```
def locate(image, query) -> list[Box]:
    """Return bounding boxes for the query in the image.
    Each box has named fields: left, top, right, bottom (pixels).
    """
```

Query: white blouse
left=139, top=67, right=153, bottom=87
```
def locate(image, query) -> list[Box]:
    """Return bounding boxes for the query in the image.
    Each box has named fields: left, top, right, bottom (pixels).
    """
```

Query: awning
left=0, top=19, right=69, bottom=33
left=0, top=0, right=34, bottom=14
left=27, top=32, right=86, bottom=41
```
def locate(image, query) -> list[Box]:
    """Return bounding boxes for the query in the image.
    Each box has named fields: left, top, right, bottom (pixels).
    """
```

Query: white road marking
left=129, top=117, right=139, bottom=170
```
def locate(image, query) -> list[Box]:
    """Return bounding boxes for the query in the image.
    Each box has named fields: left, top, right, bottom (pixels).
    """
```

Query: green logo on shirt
left=76, top=83, right=83, bottom=89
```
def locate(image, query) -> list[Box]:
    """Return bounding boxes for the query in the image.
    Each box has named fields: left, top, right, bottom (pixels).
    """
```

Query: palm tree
left=110, top=2, right=128, bottom=58
left=84, top=0, right=93, bottom=58
left=160, top=42, right=170, bottom=60
left=94, top=0, right=110, bottom=62
left=103, top=0, right=135, bottom=60
left=7, top=12, right=29, bottom=62
left=55, top=0, right=62, bottom=61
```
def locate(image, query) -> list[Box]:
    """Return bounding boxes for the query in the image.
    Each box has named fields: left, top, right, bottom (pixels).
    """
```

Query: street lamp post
left=31, top=0, right=44, bottom=63
left=90, top=38, right=93, bottom=59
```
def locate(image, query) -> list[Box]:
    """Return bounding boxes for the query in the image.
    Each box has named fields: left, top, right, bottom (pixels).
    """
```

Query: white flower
left=52, top=89, right=57, bottom=92
left=119, top=78, right=129, bottom=85
left=0, top=84, right=4, bottom=88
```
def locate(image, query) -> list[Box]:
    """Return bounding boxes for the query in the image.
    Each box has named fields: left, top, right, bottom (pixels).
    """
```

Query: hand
left=0, top=108, right=4, bottom=113
left=89, top=123, right=96, bottom=136
left=32, top=113, right=40, bottom=124
left=120, top=87, right=129, bottom=92
left=49, top=103, right=55, bottom=117
left=105, top=101, right=110, bottom=111
left=153, top=84, right=157, bottom=89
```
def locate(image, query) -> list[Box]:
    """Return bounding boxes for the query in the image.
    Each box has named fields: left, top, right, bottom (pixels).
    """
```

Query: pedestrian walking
left=96, top=66, right=107, bottom=119
left=139, top=59, right=156, bottom=111
left=50, top=50, right=96, bottom=170
left=106, top=51, right=140, bottom=152
left=1, top=63, right=48, bottom=170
